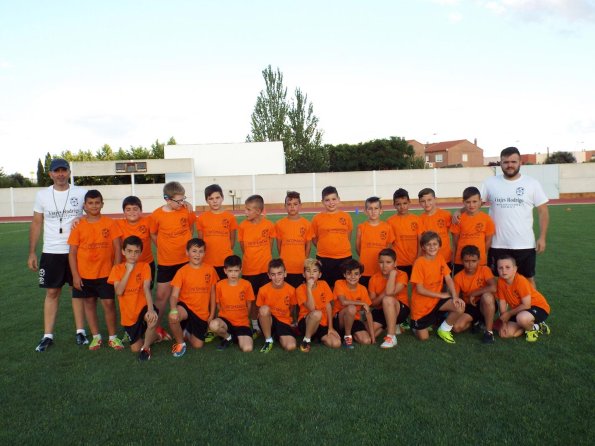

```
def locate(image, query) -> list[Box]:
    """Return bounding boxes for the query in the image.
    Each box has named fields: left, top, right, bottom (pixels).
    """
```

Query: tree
left=36, top=158, right=49, bottom=186
left=545, top=151, right=576, bottom=164
left=327, top=137, right=419, bottom=172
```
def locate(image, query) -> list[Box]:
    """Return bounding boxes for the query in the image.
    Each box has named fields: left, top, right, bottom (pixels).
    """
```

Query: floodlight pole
left=131, top=173, right=136, bottom=196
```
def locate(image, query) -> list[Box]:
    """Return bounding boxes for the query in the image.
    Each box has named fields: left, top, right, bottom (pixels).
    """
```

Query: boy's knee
left=346, top=305, right=357, bottom=317
left=382, top=295, right=396, bottom=306
left=481, top=293, right=495, bottom=304
left=258, top=306, right=271, bottom=317
left=309, top=310, right=322, bottom=322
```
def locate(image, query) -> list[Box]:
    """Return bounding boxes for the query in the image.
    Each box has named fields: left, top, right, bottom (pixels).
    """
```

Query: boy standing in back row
left=387, top=188, right=420, bottom=278
left=417, top=188, right=453, bottom=264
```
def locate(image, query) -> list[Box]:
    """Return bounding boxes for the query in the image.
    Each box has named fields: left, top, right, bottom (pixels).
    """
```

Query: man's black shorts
left=39, top=253, right=72, bottom=289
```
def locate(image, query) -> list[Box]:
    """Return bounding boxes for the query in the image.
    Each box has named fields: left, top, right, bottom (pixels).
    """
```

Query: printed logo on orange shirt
left=437, top=219, right=445, bottom=228
left=284, top=295, right=290, bottom=306
left=239, top=291, right=245, bottom=301
left=204, top=273, right=212, bottom=283
left=475, top=223, right=484, bottom=232
left=222, top=219, right=230, bottom=229
left=299, top=227, right=306, bottom=237
left=102, top=228, right=110, bottom=238
left=261, top=229, right=269, bottom=238
left=411, top=222, right=418, bottom=231
left=135, top=273, right=142, bottom=283
left=339, top=218, right=347, bottom=225
left=180, top=217, right=187, bottom=227
left=139, top=225, right=148, bottom=234
left=476, top=278, right=485, bottom=287
left=380, top=231, right=387, bottom=240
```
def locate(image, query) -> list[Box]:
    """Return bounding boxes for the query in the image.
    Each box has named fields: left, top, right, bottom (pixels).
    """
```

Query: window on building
left=435, top=154, right=443, bottom=163
left=425, top=155, right=429, bottom=162
left=462, top=153, right=468, bottom=162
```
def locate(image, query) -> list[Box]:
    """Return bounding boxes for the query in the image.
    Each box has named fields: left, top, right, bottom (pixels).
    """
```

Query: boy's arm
left=276, top=238, right=283, bottom=254
left=305, top=280, right=316, bottom=311
left=113, top=264, right=134, bottom=296
left=338, top=295, right=370, bottom=312
left=355, top=226, right=362, bottom=256
left=451, top=233, right=460, bottom=258
left=485, top=234, right=493, bottom=253
left=230, top=229, right=237, bottom=250
left=384, top=269, right=405, bottom=297
left=69, top=245, right=82, bottom=291
left=143, top=280, right=158, bottom=323
left=239, top=241, right=245, bottom=254
left=304, top=240, right=312, bottom=258
left=112, top=237, right=122, bottom=265
left=196, top=230, right=204, bottom=239
left=150, top=233, right=157, bottom=247
left=500, top=295, right=531, bottom=322
left=536, top=204, right=549, bottom=254
left=208, top=285, right=216, bottom=322
left=415, top=283, right=450, bottom=300
left=27, top=212, right=43, bottom=271
left=468, top=277, right=497, bottom=304
left=168, top=286, right=181, bottom=323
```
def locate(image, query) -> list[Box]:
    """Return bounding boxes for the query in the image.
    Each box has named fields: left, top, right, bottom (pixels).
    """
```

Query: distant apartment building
left=407, top=139, right=484, bottom=167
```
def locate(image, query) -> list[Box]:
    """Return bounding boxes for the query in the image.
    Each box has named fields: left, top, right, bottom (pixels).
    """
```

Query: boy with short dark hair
left=452, top=245, right=497, bottom=344
left=451, top=187, right=495, bottom=275
left=209, top=255, right=255, bottom=352
left=410, top=231, right=465, bottom=343
left=256, top=259, right=297, bottom=353
left=356, top=196, right=394, bottom=288
left=417, top=188, right=453, bottom=264
left=275, top=191, right=312, bottom=288
left=332, top=259, right=375, bottom=348
left=150, top=181, right=196, bottom=341
left=196, top=184, right=238, bottom=280
left=311, top=186, right=353, bottom=288
left=68, top=189, right=123, bottom=350
left=108, top=235, right=158, bottom=360
left=387, top=188, right=420, bottom=278
left=495, top=255, right=551, bottom=342
left=168, top=238, right=217, bottom=357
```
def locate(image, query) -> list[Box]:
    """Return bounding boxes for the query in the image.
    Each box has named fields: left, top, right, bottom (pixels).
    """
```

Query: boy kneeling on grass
left=495, top=255, right=551, bottom=342
left=108, top=236, right=158, bottom=361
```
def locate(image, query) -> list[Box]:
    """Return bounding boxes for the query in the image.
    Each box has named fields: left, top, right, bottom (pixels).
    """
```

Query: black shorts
left=218, top=317, right=253, bottom=339
left=72, top=277, right=115, bottom=299
left=39, top=253, right=72, bottom=289
left=243, top=273, right=269, bottom=297
left=285, top=273, right=304, bottom=289
left=510, top=306, right=549, bottom=324
left=332, top=314, right=366, bottom=336
left=489, top=248, right=536, bottom=279
left=398, top=265, right=413, bottom=278
left=178, top=302, right=208, bottom=341
left=359, top=276, right=371, bottom=289
left=214, top=266, right=225, bottom=281
left=411, top=299, right=451, bottom=330
left=297, top=317, right=329, bottom=341
left=316, top=256, right=351, bottom=289
left=259, top=316, right=295, bottom=339
left=148, top=261, right=156, bottom=290
left=124, top=305, right=159, bottom=344
left=464, top=303, right=482, bottom=323
left=157, top=262, right=187, bottom=283
left=372, top=303, right=410, bottom=327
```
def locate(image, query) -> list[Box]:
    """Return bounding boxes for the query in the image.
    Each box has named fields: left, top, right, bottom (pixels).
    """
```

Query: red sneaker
left=156, top=326, right=172, bottom=342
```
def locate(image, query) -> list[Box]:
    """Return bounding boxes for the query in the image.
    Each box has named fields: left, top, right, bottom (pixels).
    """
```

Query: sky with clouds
left=1, top=0, right=594, bottom=176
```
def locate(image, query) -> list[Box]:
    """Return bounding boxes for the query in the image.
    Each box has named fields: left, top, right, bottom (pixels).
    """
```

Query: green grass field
left=1, top=205, right=594, bottom=445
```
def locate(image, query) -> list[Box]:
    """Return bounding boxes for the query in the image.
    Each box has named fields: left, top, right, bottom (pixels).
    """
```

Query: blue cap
left=49, top=159, right=69, bottom=171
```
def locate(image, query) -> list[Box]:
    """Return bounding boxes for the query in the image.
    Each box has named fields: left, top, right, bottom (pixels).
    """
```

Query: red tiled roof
left=425, top=139, right=468, bottom=153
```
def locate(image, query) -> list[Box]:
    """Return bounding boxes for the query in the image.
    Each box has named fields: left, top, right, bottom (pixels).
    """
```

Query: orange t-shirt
left=311, top=211, right=353, bottom=258
left=68, top=216, right=122, bottom=279
left=238, top=218, right=276, bottom=275
left=497, top=273, right=550, bottom=314
left=451, top=212, right=495, bottom=265
left=275, top=217, right=313, bottom=274
left=150, top=206, right=196, bottom=266
left=117, top=216, right=154, bottom=264
left=358, top=221, right=395, bottom=277
left=256, top=282, right=297, bottom=326
left=410, top=255, right=451, bottom=320
left=332, top=279, right=372, bottom=321
left=170, top=263, right=217, bottom=320
left=418, top=209, right=452, bottom=262
left=295, top=280, right=334, bottom=327
left=215, top=278, right=255, bottom=328
left=387, top=213, right=420, bottom=267
left=108, top=262, right=151, bottom=326
left=195, top=211, right=238, bottom=267
left=368, top=270, right=409, bottom=307
left=453, top=266, right=494, bottom=304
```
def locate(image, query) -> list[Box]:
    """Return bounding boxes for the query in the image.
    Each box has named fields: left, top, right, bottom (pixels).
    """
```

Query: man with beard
left=480, top=147, right=549, bottom=287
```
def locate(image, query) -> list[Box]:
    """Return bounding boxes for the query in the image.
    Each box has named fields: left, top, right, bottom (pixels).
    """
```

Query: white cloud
left=448, top=11, right=464, bottom=22
left=482, top=0, right=595, bottom=23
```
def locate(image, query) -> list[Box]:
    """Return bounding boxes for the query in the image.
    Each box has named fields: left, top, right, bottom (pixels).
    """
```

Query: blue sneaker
left=172, top=343, right=187, bottom=358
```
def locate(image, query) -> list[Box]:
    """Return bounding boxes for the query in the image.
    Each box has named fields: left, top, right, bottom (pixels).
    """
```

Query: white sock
left=109, top=335, right=117, bottom=341
left=252, top=319, right=260, bottom=330
left=303, top=337, right=311, bottom=343
left=265, top=337, right=273, bottom=343
left=439, top=321, right=453, bottom=332
left=43, top=333, right=54, bottom=340
left=76, top=329, right=86, bottom=335
left=225, top=334, right=232, bottom=341
left=93, top=334, right=102, bottom=340
left=532, top=323, right=540, bottom=331
left=344, top=334, right=352, bottom=340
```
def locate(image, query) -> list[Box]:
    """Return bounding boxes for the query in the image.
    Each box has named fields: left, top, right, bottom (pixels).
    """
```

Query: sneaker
left=217, top=338, right=232, bottom=351
left=471, top=321, right=481, bottom=334
left=89, top=337, right=102, bottom=351
left=539, top=322, right=551, bottom=336
left=343, top=336, right=354, bottom=349
left=35, top=336, right=53, bottom=352
left=156, top=326, right=172, bottom=342
left=172, top=343, right=187, bottom=358
left=395, top=325, right=402, bottom=335
left=75, top=333, right=89, bottom=345
left=482, top=331, right=495, bottom=344
left=109, top=337, right=125, bottom=350
left=436, top=329, right=455, bottom=344
left=526, top=330, right=539, bottom=342
left=400, top=320, right=411, bottom=331
left=204, top=330, right=216, bottom=343
left=138, top=348, right=151, bottom=361
left=121, top=332, right=131, bottom=344
left=380, top=335, right=397, bottom=349
left=300, top=340, right=311, bottom=353
left=260, top=341, right=273, bottom=353
left=252, top=330, right=260, bottom=340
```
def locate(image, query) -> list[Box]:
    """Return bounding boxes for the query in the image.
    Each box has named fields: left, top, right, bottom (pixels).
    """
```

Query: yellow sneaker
left=437, top=329, right=455, bottom=344
left=526, top=330, right=539, bottom=342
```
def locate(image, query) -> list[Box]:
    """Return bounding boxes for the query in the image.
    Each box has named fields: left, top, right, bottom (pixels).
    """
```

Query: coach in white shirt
left=28, top=159, right=88, bottom=351
left=481, top=147, right=549, bottom=287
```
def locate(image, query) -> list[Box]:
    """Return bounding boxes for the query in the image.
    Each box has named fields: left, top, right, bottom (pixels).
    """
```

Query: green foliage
left=36, top=158, right=50, bottom=186
left=545, top=151, right=576, bottom=164
left=0, top=168, right=34, bottom=188
left=328, top=137, right=419, bottom=171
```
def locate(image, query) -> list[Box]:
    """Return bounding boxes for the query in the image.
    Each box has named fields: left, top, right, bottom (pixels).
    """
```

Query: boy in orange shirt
left=410, top=231, right=465, bottom=343
left=356, top=196, right=394, bottom=288
left=108, top=235, right=158, bottom=361
left=196, top=184, right=238, bottom=280
left=387, top=188, right=420, bottom=278
left=168, top=238, right=217, bottom=357
left=275, top=191, right=312, bottom=288
left=68, top=190, right=123, bottom=350
left=150, top=181, right=196, bottom=341
left=295, top=258, right=341, bottom=352
left=452, top=245, right=497, bottom=344
left=238, top=194, right=276, bottom=331
left=209, top=255, right=255, bottom=352
left=257, top=259, right=297, bottom=353
left=417, top=188, right=453, bottom=265
left=117, top=196, right=155, bottom=288
left=451, top=187, right=495, bottom=275
left=332, top=259, right=374, bottom=348
left=495, top=255, right=551, bottom=342
left=311, top=186, right=353, bottom=288
left=368, top=248, right=409, bottom=349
